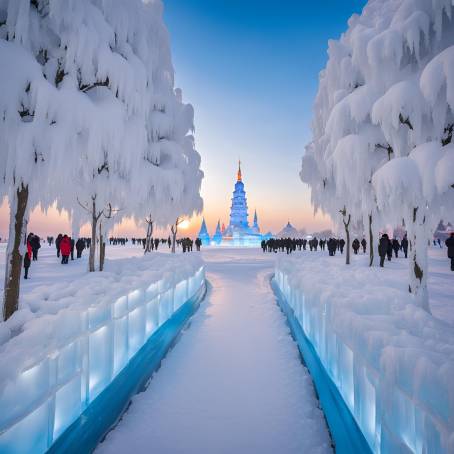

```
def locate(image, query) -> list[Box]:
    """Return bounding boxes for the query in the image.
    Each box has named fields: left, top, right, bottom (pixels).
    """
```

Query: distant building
left=276, top=221, right=300, bottom=239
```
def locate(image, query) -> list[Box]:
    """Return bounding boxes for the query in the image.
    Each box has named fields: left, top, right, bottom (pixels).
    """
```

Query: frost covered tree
left=0, top=0, right=203, bottom=318
left=0, top=0, right=74, bottom=320
left=302, top=0, right=454, bottom=309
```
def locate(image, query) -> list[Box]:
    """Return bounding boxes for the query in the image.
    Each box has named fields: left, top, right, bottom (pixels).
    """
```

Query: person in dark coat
left=56, top=233, right=63, bottom=258
left=401, top=235, right=409, bottom=258
left=445, top=232, right=454, bottom=271
left=23, top=238, right=32, bottom=279
left=386, top=239, right=393, bottom=261
left=327, top=238, right=336, bottom=256
left=70, top=237, right=75, bottom=260
left=30, top=234, right=40, bottom=261
left=361, top=238, right=367, bottom=253
left=154, top=238, right=159, bottom=250
left=75, top=238, right=85, bottom=258
left=60, top=235, right=71, bottom=264
left=196, top=238, right=202, bottom=251
left=378, top=233, right=390, bottom=267
left=392, top=238, right=400, bottom=258
left=352, top=238, right=360, bottom=255
left=339, top=238, right=345, bottom=254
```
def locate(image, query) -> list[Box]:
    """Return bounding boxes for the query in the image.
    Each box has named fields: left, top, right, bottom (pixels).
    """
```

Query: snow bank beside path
left=0, top=252, right=204, bottom=453
left=275, top=254, right=454, bottom=453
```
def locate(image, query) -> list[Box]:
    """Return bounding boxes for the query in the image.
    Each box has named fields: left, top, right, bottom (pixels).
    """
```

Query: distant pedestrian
left=361, top=238, right=367, bottom=253
left=23, top=238, right=32, bottom=279
left=386, top=238, right=393, bottom=261
left=378, top=234, right=389, bottom=267
left=352, top=238, right=360, bottom=255
left=196, top=238, right=202, bottom=251
left=392, top=238, right=400, bottom=258
left=445, top=232, right=454, bottom=271
left=401, top=235, right=409, bottom=258
left=339, top=239, right=345, bottom=254
left=56, top=233, right=63, bottom=258
left=60, top=235, right=71, bottom=264
left=30, top=234, right=41, bottom=261
left=75, top=238, right=85, bottom=258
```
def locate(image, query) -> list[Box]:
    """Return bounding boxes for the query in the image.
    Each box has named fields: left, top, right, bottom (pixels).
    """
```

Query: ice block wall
left=274, top=265, right=453, bottom=454
left=0, top=265, right=205, bottom=454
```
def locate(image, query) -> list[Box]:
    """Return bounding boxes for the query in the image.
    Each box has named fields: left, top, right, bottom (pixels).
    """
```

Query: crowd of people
left=129, top=237, right=171, bottom=250
left=20, top=233, right=205, bottom=280
left=261, top=232, right=454, bottom=272
left=16, top=230, right=454, bottom=281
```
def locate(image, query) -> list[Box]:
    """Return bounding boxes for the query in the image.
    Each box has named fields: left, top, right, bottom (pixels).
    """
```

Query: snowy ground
left=0, top=242, right=156, bottom=297
left=0, top=243, right=451, bottom=452
left=0, top=243, right=450, bottom=325
left=96, top=248, right=332, bottom=454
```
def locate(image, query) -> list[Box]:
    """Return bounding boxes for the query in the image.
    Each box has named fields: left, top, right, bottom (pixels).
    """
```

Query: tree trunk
left=341, top=207, right=351, bottom=265
left=408, top=207, right=430, bottom=312
left=171, top=220, right=178, bottom=254
left=99, top=221, right=105, bottom=272
left=368, top=213, right=374, bottom=267
left=3, top=184, right=29, bottom=321
left=89, top=197, right=97, bottom=272
left=144, top=217, right=153, bottom=254
left=344, top=220, right=351, bottom=265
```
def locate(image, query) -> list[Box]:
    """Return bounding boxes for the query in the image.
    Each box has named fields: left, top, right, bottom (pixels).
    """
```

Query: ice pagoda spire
left=229, top=161, right=249, bottom=229
left=198, top=217, right=211, bottom=246
left=213, top=219, right=223, bottom=244
left=251, top=209, right=260, bottom=234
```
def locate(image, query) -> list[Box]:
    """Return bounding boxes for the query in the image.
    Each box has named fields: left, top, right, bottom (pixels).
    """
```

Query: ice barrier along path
left=274, top=263, right=453, bottom=454
left=0, top=261, right=205, bottom=454
left=97, top=249, right=332, bottom=454
left=272, top=280, right=371, bottom=454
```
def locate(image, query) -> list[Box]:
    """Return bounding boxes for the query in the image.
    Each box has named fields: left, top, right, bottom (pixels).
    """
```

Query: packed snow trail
left=96, top=248, right=332, bottom=454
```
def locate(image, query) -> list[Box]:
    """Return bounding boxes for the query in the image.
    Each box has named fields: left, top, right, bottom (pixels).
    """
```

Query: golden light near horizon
left=179, top=219, right=191, bottom=230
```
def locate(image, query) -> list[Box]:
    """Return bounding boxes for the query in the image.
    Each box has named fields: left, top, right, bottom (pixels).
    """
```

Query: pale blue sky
left=163, top=0, right=367, bottom=235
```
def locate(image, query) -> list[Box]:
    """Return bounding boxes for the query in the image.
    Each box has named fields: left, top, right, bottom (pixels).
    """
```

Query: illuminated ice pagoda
left=221, top=161, right=263, bottom=246
left=197, top=162, right=271, bottom=247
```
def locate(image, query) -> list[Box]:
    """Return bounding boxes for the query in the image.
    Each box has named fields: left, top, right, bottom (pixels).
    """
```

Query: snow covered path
left=96, top=248, right=332, bottom=454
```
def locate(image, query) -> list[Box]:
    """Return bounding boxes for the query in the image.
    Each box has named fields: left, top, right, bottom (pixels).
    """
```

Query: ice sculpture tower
left=228, top=161, right=249, bottom=229
left=222, top=161, right=262, bottom=246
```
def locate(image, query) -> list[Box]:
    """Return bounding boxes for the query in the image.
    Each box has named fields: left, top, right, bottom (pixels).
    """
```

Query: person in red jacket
left=60, top=235, right=71, bottom=264
left=24, top=236, right=33, bottom=279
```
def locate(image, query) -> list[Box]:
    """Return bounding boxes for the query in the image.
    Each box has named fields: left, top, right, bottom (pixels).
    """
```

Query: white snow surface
left=96, top=248, right=332, bottom=454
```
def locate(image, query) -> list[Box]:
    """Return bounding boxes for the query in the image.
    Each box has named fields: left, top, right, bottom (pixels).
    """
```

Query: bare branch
left=76, top=197, right=91, bottom=213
